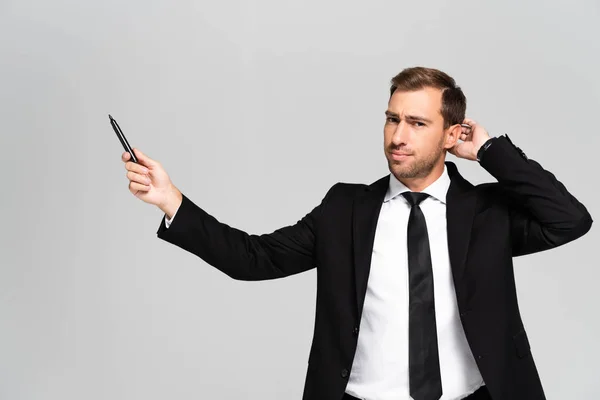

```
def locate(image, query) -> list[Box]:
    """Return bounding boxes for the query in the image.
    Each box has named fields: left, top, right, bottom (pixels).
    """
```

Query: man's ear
left=444, top=124, right=461, bottom=150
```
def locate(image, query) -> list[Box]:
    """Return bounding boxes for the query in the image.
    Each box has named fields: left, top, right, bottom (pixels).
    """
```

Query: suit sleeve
left=155, top=183, right=339, bottom=280
left=479, top=135, right=593, bottom=256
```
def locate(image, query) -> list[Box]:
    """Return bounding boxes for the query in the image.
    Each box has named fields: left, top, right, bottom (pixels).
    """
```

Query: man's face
left=383, top=87, right=451, bottom=180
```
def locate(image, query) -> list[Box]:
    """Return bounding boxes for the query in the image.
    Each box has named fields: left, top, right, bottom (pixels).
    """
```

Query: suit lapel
left=445, top=162, right=478, bottom=310
left=352, top=175, right=388, bottom=317
left=351, top=162, right=478, bottom=318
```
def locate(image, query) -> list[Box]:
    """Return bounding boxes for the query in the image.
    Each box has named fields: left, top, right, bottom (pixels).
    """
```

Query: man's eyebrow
left=384, top=111, right=433, bottom=124
left=406, top=115, right=433, bottom=124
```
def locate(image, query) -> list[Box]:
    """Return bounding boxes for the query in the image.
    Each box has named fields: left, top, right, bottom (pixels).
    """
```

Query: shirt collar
left=384, top=164, right=450, bottom=204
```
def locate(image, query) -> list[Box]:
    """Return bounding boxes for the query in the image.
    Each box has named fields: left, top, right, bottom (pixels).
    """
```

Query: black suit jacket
left=156, top=135, right=592, bottom=400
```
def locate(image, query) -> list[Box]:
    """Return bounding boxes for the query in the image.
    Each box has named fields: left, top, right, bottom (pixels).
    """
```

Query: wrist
left=476, top=136, right=495, bottom=162
left=160, top=184, right=182, bottom=219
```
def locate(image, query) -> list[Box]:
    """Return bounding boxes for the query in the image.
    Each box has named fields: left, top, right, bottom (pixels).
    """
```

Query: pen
left=109, top=114, right=138, bottom=163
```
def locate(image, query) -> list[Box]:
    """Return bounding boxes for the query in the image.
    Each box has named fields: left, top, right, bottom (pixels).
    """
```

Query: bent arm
left=479, top=135, right=593, bottom=256
left=156, top=184, right=338, bottom=280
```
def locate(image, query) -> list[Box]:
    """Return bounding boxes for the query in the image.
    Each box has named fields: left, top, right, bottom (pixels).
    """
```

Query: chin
left=393, top=168, right=418, bottom=179
left=388, top=156, right=411, bottom=168
left=389, top=159, right=434, bottom=180
left=388, top=163, right=414, bottom=178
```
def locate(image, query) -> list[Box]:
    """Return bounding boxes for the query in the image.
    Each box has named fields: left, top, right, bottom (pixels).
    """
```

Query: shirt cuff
left=164, top=206, right=180, bottom=228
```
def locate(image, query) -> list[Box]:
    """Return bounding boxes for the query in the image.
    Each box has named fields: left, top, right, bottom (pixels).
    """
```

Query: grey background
left=1, top=0, right=598, bottom=399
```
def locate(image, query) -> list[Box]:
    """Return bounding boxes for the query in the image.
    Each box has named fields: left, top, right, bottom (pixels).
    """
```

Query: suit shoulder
left=317, top=181, right=376, bottom=208
left=471, top=181, right=514, bottom=209
left=335, top=181, right=370, bottom=191
left=473, top=181, right=507, bottom=196
left=326, top=181, right=372, bottom=198
left=473, top=182, right=498, bottom=192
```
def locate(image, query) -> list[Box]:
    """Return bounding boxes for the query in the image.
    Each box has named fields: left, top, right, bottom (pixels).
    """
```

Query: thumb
left=133, top=148, right=157, bottom=168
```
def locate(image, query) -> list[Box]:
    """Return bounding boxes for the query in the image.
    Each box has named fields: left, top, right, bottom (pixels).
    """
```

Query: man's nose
left=392, top=122, right=410, bottom=145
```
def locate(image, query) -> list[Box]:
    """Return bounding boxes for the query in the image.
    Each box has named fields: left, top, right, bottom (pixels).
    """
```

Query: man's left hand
left=448, top=118, right=491, bottom=161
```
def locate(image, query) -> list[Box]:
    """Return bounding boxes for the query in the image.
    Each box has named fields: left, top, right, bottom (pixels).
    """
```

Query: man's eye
left=386, top=117, right=398, bottom=123
left=413, top=121, right=425, bottom=127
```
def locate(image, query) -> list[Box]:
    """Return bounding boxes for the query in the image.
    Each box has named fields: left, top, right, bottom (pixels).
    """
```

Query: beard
left=387, top=136, right=445, bottom=179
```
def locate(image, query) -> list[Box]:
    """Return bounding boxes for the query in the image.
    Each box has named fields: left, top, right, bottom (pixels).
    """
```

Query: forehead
left=388, top=87, right=443, bottom=119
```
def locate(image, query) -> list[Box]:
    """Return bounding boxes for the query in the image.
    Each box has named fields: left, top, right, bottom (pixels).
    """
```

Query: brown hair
left=389, top=67, right=466, bottom=129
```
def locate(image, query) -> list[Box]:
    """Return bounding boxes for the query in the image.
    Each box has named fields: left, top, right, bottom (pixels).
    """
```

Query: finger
left=133, top=148, right=157, bottom=168
left=129, top=181, right=151, bottom=192
left=127, top=170, right=151, bottom=185
left=463, top=118, right=477, bottom=127
left=122, top=152, right=131, bottom=162
left=125, top=161, right=149, bottom=175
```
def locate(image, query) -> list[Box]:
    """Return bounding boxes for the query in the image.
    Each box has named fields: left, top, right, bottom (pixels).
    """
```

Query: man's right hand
left=122, top=148, right=182, bottom=218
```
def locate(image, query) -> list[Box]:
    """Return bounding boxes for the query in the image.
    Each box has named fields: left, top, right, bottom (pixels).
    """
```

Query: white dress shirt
left=162, top=166, right=484, bottom=399
left=345, top=165, right=484, bottom=400
left=164, top=207, right=178, bottom=228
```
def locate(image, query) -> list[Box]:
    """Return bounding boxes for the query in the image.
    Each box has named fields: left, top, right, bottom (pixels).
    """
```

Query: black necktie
left=402, top=192, right=442, bottom=400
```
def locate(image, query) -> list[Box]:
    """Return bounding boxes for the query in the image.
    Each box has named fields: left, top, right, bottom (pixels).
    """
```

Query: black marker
left=109, top=114, right=138, bottom=163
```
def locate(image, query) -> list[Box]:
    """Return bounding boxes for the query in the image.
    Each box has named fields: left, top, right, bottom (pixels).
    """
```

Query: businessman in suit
left=121, top=66, right=592, bottom=400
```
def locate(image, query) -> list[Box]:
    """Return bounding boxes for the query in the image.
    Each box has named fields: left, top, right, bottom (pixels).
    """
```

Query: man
left=121, top=67, right=592, bottom=400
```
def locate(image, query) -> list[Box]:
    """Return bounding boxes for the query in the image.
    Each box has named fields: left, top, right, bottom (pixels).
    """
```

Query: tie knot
left=402, top=191, right=429, bottom=206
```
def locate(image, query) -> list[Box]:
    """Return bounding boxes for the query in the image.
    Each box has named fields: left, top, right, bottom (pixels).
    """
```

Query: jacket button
left=353, top=326, right=359, bottom=335
left=341, top=368, right=349, bottom=378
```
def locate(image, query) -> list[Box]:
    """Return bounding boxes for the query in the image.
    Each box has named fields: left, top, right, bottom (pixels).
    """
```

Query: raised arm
left=122, top=147, right=337, bottom=280
left=479, top=135, right=593, bottom=256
